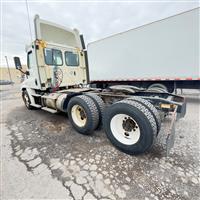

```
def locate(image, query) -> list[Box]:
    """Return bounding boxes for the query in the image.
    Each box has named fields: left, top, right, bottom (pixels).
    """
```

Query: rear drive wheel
left=22, top=90, right=34, bottom=110
left=85, top=93, right=105, bottom=127
left=103, top=100, right=157, bottom=155
left=67, top=95, right=99, bottom=135
left=127, top=97, right=161, bottom=134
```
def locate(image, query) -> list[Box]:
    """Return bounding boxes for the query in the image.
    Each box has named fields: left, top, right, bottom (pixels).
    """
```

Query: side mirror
left=26, top=71, right=30, bottom=76
left=14, top=57, right=22, bottom=70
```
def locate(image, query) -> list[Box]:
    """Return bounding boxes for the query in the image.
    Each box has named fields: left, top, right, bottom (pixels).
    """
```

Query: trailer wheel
left=67, top=95, right=99, bottom=135
left=148, top=83, right=168, bottom=92
left=127, top=97, right=161, bottom=134
left=85, top=93, right=105, bottom=126
left=22, top=90, right=34, bottom=110
left=166, top=85, right=174, bottom=93
left=147, top=87, right=166, bottom=93
left=103, top=100, right=157, bottom=155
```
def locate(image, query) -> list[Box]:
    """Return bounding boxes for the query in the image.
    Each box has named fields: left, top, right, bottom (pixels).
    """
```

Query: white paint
left=88, top=8, right=199, bottom=80
left=110, top=114, right=140, bottom=145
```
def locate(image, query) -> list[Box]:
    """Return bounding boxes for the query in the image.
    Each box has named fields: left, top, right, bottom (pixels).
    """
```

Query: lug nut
left=124, top=132, right=129, bottom=136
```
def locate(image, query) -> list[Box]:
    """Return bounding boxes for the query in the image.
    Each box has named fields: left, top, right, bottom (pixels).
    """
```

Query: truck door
left=26, top=49, right=40, bottom=89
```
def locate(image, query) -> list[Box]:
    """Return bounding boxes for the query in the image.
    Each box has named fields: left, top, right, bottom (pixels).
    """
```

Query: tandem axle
left=20, top=84, right=186, bottom=155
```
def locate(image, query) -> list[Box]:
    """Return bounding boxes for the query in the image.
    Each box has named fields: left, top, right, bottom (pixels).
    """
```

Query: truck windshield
left=44, top=48, right=63, bottom=66
left=65, top=51, right=79, bottom=66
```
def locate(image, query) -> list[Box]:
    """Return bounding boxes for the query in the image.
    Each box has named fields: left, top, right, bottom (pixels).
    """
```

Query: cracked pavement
left=1, top=85, right=200, bottom=200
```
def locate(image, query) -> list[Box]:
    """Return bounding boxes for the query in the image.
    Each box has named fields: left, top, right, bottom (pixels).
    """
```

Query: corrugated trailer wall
left=88, top=8, right=199, bottom=82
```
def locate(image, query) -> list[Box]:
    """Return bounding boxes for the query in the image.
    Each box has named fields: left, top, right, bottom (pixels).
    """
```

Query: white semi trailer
left=88, top=8, right=199, bottom=92
left=13, top=9, right=193, bottom=155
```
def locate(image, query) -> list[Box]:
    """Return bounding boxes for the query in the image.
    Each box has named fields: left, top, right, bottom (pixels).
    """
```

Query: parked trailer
left=13, top=12, right=188, bottom=155
left=88, top=8, right=200, bottom=92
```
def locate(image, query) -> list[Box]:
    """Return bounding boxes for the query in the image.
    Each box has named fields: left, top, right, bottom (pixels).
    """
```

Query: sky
left=0, top=0, right=199, bottom=67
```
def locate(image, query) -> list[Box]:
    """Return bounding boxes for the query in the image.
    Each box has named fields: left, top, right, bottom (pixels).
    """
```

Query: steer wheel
left=22, top=90, right=34, bottom=110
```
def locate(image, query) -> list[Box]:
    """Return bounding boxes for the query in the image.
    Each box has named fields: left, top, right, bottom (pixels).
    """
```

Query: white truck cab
left=22, top=15, right=88, bottom=91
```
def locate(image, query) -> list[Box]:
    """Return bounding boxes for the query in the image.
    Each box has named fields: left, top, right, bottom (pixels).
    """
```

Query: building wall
left=0, top=66, right=27, bottom=84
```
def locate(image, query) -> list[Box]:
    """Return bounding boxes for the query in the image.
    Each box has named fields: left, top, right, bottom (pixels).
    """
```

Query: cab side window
left=44, top=49, right=53, bottom=65
left=65, top=51, right=79, bottom=66
left=44, top=48, right=63, bottom=66
left=53, top=49, right=63, bottom=65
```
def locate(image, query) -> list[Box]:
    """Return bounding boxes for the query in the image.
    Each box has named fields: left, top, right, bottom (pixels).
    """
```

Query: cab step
left=42, top=107, right=58, bottom=113
left=31, top=94, right=41, bottom=97
left=30, top=103, right=42, bottom=108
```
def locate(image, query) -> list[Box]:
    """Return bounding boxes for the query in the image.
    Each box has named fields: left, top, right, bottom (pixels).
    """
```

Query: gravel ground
left=1, top=85, right=200, bottom=200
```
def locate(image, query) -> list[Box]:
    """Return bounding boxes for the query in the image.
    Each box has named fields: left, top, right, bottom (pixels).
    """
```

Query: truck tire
left=127, top=97, right=161, bottom=134
left=167, top=85, right=175, bottom=93
left=22, top=90, right=34, bottom=110
left=147, top=87, right=166, bottom=93
left=103, top=100, right=157, bottom=155
left=85, top=93, right=105, bottom=126
left=67, top=95, right=99, bottom=135
left=148, top=83, right=168, bottom=92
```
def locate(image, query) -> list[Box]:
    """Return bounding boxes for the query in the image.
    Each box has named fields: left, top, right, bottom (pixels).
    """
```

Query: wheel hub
left=79, top=108, right=86, bottom=120
left=71, top=105, right=87, bottom=127
left=122, top=117, right=138, bottom=132
left=110, top=114, right=141, bottom=145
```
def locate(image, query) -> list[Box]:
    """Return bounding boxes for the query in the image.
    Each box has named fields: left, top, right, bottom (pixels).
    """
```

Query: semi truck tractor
left=14, top=9, right=198, bottom=155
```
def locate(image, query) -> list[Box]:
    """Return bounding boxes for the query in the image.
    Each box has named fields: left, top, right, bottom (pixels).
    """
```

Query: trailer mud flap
left=166, top=107, right=177, bottom=156
left=177, top=100, right=186, bottom=119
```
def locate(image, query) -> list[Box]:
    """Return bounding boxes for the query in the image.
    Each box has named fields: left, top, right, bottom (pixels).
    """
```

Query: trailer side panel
left=88, top=8, right=199, bottom=82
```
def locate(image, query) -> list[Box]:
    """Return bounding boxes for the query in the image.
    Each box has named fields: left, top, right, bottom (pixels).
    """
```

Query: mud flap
left=177, top=99, right=186, bottom=120
left=166, top=106, right=177, bottom=156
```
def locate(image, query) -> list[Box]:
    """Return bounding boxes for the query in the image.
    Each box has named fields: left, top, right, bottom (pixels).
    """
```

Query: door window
left=27, top=51, right=33, bottom=69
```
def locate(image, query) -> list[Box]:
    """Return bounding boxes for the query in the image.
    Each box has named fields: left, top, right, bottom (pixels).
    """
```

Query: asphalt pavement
left=1, top=84, right=199, bottom=200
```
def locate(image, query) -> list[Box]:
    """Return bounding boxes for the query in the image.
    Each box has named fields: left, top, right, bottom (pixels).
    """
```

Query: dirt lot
left=1, top=84, right=200, bottom=200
